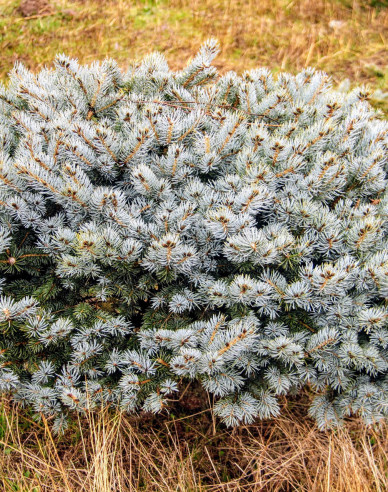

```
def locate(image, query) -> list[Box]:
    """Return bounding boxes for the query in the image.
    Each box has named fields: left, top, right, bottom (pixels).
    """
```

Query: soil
left=18, top=0, right=52, bottom=17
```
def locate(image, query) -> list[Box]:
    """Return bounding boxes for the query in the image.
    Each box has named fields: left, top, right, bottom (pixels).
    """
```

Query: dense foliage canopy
left=0, top=40, right=387, bottom=432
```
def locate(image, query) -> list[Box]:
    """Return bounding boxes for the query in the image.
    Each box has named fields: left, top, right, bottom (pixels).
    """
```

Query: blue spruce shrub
left=0, top=40, right=387, bottom=432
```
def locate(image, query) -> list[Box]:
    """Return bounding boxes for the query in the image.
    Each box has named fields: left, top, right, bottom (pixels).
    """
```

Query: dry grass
left=0, top=390, right=387, bottom=491
left=0, top=0, right=387, bottom=84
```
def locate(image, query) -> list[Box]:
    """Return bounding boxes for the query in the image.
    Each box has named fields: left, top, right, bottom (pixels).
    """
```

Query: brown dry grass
left=0, top=391, right=387, bottom=491
left=0, top=0, right=387, bottom=84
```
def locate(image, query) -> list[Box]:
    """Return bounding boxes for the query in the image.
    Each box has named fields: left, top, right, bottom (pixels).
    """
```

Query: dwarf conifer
left=0, top=40, right=387, bottom=432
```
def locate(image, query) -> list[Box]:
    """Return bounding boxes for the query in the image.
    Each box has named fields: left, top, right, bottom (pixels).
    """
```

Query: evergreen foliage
left=0, top=40, right=387, bottom=432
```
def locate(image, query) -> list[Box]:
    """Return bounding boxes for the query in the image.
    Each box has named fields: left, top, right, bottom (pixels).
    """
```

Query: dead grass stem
left=0, top=392, right=386, bottom=491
